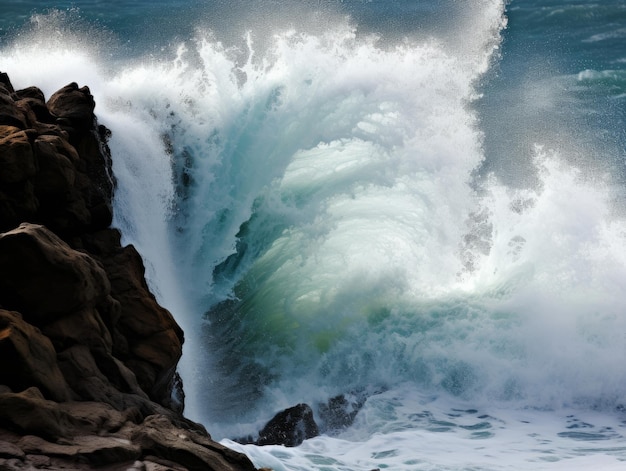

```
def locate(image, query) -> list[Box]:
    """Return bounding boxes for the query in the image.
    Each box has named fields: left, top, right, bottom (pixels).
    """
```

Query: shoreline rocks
left=236, top=404, right=319, bottom=448
left=0, top=72, right=258, bottom=471
left=235, top=394, right=367, bottom=448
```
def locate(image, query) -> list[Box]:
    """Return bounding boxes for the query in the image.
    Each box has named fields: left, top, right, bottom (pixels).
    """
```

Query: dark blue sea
left=2, top=1, right=626, bottom=469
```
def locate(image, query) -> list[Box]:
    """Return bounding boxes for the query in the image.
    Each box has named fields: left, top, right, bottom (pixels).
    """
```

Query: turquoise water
left=2, top=1, right=626, bottom=469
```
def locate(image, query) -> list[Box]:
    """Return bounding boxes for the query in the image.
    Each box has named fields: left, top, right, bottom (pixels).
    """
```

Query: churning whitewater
left=2, top=0, right=626, bottom=469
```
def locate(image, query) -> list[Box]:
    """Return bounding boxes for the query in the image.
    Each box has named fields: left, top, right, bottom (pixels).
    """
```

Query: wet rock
left=98, top=242, right=184, bottom=411
left=0, top=72, right=15, bottom=93
left=33, top=134, right=79, bottom=194
left=47, top=82, right=96, bottom=132
left=0, top=76, right=113, bottom=236
left=318, top=393, right=365, bottom=433
left=15, top=86, right=55, bottom=124
left=257, top=403, right=319, bottom=447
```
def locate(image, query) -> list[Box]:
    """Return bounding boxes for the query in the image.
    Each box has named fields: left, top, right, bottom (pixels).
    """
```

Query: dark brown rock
left=0, top=127, right=36, bottom=184
left=0, top=223, right=110, bottom=322
left=0, top=72, right=15, bottom=94
left=57, top=344, right=153, bottom=412
left=32, top=137, right=76, bottom=194
left=33, top=135, right=79, bottom=196
left=0, top=78, right=113, bottom=237
left=42, top=306, right=113, bottom=354
left=57, top=400, right=139, bottom=433
left=15, top=86, right=55, bottom=125
left=47, top=82, right=96, bottom=131
left=130, top=415, right=257, bottom=471
left=0, top=310, right=72, bottom=402
left=318, top=393, right=365, bottom=432
left=19, top=434, right=142, bottom=465
left=99, top=243, right=184, bottom=410
left=0, top=388, right=79, bottom=440
left=0, top=439, right=25, bottom=459
left=0, top=87, right=26, bottom=129
left=0, top=73, right=259, bottom=471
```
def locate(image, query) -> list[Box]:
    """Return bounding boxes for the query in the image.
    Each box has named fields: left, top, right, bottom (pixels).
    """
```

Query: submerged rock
left=236, top=393, right=369, bottom=448
left=256, top=403, right=319, bottom=447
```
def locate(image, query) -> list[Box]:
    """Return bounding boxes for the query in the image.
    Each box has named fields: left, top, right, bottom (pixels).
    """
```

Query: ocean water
left=2, top=1, right=626, bottom=470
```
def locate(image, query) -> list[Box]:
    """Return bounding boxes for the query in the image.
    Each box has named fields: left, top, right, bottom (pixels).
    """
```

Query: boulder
left=317, top=393, right=365, bottom=433
left=47, top=82, right=96, bottom=131
left=15, top=86, right=55, bottom=124
left=0, top=72, right=15, bottom=93
left=42, top=306, right=113, bottom=354
left=0, top=440, right=24, bottom=460
left=256, top=403, right=319, bottom=447
left=0, top=77, right=113, bottom=237
left=0, top=387, right=258, bottom=470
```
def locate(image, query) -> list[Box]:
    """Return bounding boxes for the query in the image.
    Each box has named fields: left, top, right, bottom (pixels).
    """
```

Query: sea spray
left=149, top=2, right=516, bottom=428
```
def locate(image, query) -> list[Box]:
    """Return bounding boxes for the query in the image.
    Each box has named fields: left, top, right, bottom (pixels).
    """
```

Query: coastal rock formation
left=0, top=72, right=257, bottom=471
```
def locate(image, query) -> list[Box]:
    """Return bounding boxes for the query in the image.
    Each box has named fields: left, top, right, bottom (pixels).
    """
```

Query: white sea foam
left=225, top=385, right=626, bottom=470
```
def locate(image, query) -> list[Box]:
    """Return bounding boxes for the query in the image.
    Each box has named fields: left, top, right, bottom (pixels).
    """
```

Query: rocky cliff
left=0, top=72, right=258, bottom=471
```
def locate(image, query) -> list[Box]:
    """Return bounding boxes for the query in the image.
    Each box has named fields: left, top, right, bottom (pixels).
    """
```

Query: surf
left=2, top=1, right=626, bottom=469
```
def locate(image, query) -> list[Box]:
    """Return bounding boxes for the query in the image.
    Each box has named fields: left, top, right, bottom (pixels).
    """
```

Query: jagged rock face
left=0, top=72, right=182, bottom=411
left=0, top=388, right=256, bottom=470
left=47, top=82, right=97, bottom=130
left=0, top=74, right=113, bottom=237
left=0, top=72, right=258, bottom=471
left=317, top=393, right=365, bottom=433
